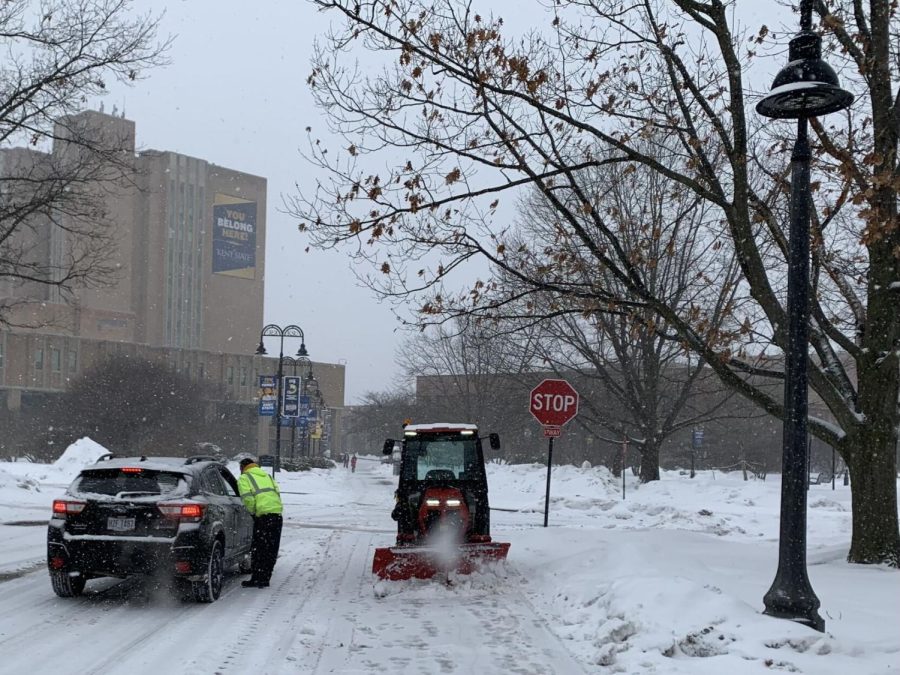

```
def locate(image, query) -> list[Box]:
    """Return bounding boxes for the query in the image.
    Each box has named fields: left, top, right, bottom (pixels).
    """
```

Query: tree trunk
left=639, top=442, right=660, bottom=483
left=609, top=446, right=623, bottom=478
left=844, top=431, right=900, bottom=566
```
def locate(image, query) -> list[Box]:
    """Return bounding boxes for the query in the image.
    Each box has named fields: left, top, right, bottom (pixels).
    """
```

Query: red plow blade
left=372, top=542, right=511, bottom=580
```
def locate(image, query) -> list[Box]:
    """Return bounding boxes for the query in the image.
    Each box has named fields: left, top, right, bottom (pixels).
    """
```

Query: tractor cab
left=372, top=422, right=509, bottom=580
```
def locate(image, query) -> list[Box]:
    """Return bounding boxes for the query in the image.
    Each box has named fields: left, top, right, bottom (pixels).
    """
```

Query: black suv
left=47, top=454, right=253, bottom=602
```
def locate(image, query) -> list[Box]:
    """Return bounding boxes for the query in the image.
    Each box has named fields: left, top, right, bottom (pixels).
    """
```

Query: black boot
left=241, top=579, right=260, bottom=588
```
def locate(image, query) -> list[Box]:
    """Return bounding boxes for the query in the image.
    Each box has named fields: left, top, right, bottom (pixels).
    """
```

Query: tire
left=50, top=570, right=86, bottom=598
left=191, top=539, right=224, bottom=603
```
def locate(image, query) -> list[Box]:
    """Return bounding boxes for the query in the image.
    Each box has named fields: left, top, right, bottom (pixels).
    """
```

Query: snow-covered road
left=0, top=459, right=585, bottom=675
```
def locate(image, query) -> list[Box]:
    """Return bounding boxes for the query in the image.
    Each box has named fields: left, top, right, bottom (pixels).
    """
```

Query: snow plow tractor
left=372, top=423, right=510, bottom=580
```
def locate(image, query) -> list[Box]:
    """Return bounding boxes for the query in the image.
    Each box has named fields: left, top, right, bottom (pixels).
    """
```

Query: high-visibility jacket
left=237, top=466, right=283, bottom=517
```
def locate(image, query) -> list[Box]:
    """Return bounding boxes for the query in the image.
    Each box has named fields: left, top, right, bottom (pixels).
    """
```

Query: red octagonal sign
left=529, top=379, right=579, bottom=427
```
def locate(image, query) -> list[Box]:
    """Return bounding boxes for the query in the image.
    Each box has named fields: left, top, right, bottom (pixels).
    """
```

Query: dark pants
left=250, top=514, right=283, bottom=583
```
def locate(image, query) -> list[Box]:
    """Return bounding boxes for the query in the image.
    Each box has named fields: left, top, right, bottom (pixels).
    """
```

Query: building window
left=68, top=350, right=77, bottom=373
left=34, top=348, right=44, bottom=370
left=226, top=366, right=234, bottom=385
left=51, top=348, right=61, bottom=372
left=240, top=367, right=247, bottom=386
left=198, top=362, right=205, bottom=380
left=183, top=363, right=191, bottom=378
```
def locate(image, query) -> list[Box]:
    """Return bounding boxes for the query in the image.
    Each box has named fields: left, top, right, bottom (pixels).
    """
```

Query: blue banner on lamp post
left=282, top=376, right=301, bottom=417
left=258, top=374, right=277, bottom=416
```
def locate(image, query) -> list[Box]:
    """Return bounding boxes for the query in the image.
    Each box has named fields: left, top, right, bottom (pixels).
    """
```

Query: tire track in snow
left=270, top=527, right=589, bottom=675
left=299, top=530, right=379, bottom=673
left=180, top=528, right=338, bottom=675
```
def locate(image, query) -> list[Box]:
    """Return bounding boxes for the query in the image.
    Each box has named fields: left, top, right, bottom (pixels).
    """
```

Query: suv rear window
left=71, top=469, right=189, bottom=499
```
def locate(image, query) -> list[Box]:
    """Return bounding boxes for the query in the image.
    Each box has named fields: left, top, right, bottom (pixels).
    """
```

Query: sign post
left=691, top=428, right=704, bottom=479
left=529, top=379, right=580, bottom=527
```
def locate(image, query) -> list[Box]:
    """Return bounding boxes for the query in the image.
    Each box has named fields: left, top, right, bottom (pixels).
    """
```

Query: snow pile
left=51, top=437, right=110, bottom=473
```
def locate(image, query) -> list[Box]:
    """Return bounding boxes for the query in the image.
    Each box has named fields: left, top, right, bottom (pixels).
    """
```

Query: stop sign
left=529, top=379, right=579, bottom=427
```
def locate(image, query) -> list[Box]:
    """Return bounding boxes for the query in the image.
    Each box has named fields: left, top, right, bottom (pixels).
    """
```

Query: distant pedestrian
left=350, top=454, right=357, bottom=473
left=343, top=453, right=349, bottom=468
left=238, top=458, right=283, bottom=588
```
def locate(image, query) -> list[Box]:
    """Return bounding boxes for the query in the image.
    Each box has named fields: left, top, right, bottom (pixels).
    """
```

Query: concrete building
left=0, top=110, right=344, bottom=458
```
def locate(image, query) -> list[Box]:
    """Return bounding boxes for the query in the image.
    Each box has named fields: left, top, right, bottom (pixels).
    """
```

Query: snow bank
left=51, top=437, right=110, bottom=473
left=0, top=437, right=111, bottom=487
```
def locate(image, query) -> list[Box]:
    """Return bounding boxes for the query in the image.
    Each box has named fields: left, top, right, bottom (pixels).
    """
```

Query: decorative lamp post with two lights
left=255, top=324, right=309, bottom=474
left=756, top=0, right=853, bottom=632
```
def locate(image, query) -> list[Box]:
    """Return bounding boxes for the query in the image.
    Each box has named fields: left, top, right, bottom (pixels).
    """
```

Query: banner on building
left=213, top=193, right=257, bottom=279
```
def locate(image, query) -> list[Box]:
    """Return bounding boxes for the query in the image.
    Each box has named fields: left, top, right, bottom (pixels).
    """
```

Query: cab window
left=402, top=435, right=481, bottom=481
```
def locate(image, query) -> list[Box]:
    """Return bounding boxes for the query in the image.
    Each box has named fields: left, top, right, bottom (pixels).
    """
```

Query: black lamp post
left=304, top=376, right=319, bottom=457
left=283, top=355, right=314, bottom=463
left=255, top=324, right=309, bottom=475
left=756, top=0, right=852, bottom=633
left=280, top=356, right=299, bottom=463
left=308, top=387, right=324, bottom=457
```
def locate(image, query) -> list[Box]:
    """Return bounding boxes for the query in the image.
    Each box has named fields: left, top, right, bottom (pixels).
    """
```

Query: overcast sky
left=106, top=1, right=795, bottom=405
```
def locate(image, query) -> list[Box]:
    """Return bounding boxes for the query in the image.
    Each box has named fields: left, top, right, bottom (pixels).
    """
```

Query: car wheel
left=50, top=570, right=86, bottom=598
left=192, top=539, right=224, bottom=603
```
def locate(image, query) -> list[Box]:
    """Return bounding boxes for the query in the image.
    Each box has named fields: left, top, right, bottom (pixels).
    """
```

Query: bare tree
left=505, top=145, right=750, bottom=481
left=294, top=1, right=899, bottom=565
left=38, top=354, right=220, bottom=458
left=403, top=319, right=532, bottom=418
left=0, top=0, right=170, bottom=325
left=342, top=388, right=419, bottom=452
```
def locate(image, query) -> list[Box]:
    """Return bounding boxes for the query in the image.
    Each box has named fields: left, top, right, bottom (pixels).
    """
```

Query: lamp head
left=756, top=31, right=853, bottom=119
left=255, top=340, right=267, bottom=356
left=297, top=343, right=309, bottom=357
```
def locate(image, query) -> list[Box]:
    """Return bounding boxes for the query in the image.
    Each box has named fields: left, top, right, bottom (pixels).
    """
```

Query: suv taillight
left=158, top=503, right=205, bottom=522
left=52, top=500, right=86, bottom=519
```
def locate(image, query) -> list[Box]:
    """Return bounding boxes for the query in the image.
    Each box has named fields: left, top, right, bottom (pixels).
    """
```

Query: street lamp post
left=255, top=324, right=309, bottom=475
left=756, top=0, right=853, bottom=633
left=287, top=356, right=314, bottom=462
left=305, top=376, right=320, bottom=457
left=280, top=356, right=307, bottom=464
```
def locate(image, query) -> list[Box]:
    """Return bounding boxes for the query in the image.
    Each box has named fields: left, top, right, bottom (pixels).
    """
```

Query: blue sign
left=307, top=408, right=318, bottom=421
left=296, top=417, right=309, bottom=430
left=212, top=195, right=257, bottom=279
left=279, top=416, right=295, bottom=427
left=282, top=376, right=301, bottom=417
left=298, top=395, right=310, bottom=416
left=692, top=429, right=704, bottom=449
left=258, top=374, right=277, bottom=416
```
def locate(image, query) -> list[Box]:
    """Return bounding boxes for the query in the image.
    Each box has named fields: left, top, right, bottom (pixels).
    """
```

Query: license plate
left=107, top=517, right=135, bottom=532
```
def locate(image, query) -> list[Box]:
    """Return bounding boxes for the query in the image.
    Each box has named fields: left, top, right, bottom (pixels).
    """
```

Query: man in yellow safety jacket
left=238, top=458, right=284, bottom=588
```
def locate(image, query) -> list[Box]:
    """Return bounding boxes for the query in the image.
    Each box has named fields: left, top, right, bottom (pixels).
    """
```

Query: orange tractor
left=372, top=423, right=511, bottom=580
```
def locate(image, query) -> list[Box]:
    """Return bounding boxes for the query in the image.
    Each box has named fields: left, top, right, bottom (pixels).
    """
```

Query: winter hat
left=239, top=458, right=256, bottom=470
